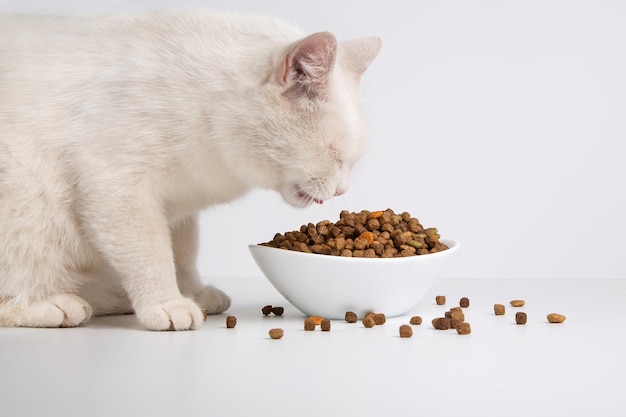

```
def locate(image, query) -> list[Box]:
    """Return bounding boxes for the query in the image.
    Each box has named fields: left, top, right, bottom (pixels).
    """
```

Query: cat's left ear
left=279, top=32, right=337, bottom=100
left=339, top=36, right=382, bottom=77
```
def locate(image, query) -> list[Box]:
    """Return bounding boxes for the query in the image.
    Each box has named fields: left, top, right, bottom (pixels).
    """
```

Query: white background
left=3, top=0, right=625, bottom=280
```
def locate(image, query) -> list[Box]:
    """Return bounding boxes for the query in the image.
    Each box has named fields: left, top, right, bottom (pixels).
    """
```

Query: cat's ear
left=339, top=36, right=382, bottom=77
left=279, top=32, right=337, bottom=100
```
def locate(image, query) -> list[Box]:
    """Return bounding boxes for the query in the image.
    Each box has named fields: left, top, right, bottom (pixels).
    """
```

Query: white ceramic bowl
left=248, top=239, right=459, bottom=319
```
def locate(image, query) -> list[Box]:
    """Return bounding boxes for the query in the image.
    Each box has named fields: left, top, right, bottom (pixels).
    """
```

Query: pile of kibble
left=260, top=209, right=449, bottom=258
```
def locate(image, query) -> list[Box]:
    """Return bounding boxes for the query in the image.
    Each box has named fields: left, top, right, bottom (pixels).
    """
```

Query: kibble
left=308, top=316, right=324, bottom=326
left=455, top=322, right=471, bottom=335
left=510, top=300, right=525, bottom=307
left=435, top=295, right=446, bottom=305
left=399, top=324, right=413, bottom=338
left=261, top=305, right=273, bottom=316
left=226, top=316, right=237, bottom=329
left=373, top=313, right=387, bottom=325
left=449, top=307, right=465, bottom=322
left=260, top=209, right=449, bottom=257
left=432, top=317, right=452, bottom=330
left=409, top=316, right=422, bottom=325
left=547, top=313, right=566, bottom=323
left=304, top=318, right=316, bottom=331
left=363, top=316, right=376, bottom=328
left=321, top=319, right=331, bottom=331
left=494, top=304, right=506, bottom=315
left=271, top=306, right=284, bottom=316
left=345, top=311, right=358, bottom=323
left=459, top=297, right=470, bottom=308
left=268, top=328, right=284, bottom=339
left=515, top=312, right=528, bottom=325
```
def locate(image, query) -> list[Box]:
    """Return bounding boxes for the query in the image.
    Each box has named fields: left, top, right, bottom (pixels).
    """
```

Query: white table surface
left=1, top=277, right=624, bottom=417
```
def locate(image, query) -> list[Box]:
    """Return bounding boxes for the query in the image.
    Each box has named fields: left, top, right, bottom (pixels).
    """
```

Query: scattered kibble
left=321, top=319, right=331, bottom=331
left=432, top=317, right=452, bottom=330
left=271, top=306, right=284, bottom=316
left=308, top=316, right=324, bottom=325
left=435, top=295, right=446, bottom=305
left=547, top=313, right=566, bottom=323
left=363, top=316, right=376, bottom=328
left=510, top=300, right=525, bottom=307
left=494, top=304, right=506, bottom=315
left=345, top=311, right=358, bottom=323
left=409, top=316, right=422, bottom=325
left=515, top=312, right=527, bottom=325
left=304, top=318, right=316, bottom=331
left=449, top=307, right=465, bottom=322
left=261, top=305, right=273, bottom=316
left=399, top=324, right=413, bottom=338
left=373, top=313, right=387, bottom=325
left=455, top=322, right=471, bottom=335
left=459, top=297, right=470, bottom=308
left=268, top=328, right=284, bottom=339
left=226, top=316, right=237, bottom=329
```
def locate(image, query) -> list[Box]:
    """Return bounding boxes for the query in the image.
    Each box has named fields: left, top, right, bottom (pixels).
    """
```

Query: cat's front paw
left=194, top=285, right=231, bottom=315
left=27, top=294, right=92, bottom=328
left=136, top=298, right=204, bottom=331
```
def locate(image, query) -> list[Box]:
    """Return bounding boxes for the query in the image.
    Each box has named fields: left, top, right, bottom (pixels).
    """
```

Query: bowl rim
left=248, top=239, right=459, bottom=263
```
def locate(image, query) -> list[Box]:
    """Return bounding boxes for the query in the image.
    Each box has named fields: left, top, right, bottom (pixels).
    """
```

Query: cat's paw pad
left=136, top=298, right=204, bottom=331
left=33, top=294, right=92, bottom=327
left=194, top=285, right=231, bottom=315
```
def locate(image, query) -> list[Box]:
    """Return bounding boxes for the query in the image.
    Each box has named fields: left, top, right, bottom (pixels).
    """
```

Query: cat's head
left=220, top=31, right=381, bottom=207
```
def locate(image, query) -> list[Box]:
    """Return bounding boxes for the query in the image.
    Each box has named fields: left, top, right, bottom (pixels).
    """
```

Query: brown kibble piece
left=459, top=297, right=470, bottom=308
left=271, top=306, right=284, bottom=316
left=494, top=304, right=506, bottom=315
left=455, top=322, right=471, bottom=335
left=547, top=313, right=566, bottom=323
left=226, top=316, right=237, bottom=329
left=432, top=317, right=451, bottom=330
left=510, top=300, right=525, bottom=307
left=268, top=328, right=284, bottom=339
left=304, top=318, right=316, bottom=331
left=435, top=295, right=446, bottom=305
left=363, top=316, right=376, bottom=328
left=345, top=311, right=358, bottom=323
left=449, top=307, right=465, bottom=322
left=261, top=305, right=273, bottom=316
left=399, top=324, right=413, bottom=338
left=515, top=312, right=528, bottom=325
left=373, top=313, right=386, bottom=325
left=409, top=316, right=422, bottom=325
left=321, top=319, right=331, bottom=331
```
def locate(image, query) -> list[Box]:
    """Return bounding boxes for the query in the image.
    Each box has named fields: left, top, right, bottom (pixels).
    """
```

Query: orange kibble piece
left=370, top=211, right=384, bottom=219
left=358, top=231, right=374, bottom=245
left=308, top=316, right=324, bottom=325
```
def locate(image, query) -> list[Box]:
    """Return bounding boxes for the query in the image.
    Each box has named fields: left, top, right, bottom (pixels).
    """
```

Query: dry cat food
left=399, top=324, right=413, bottom=338
left=494, top=304, right=506, bottom=315
left=345, top=311, right=358, bottom=323
left=308, top=316, right=324, bottom=325
left=510, top=300, right=525, bottom=307
left=435, top=295, right=446, bottom=305
left=261, top=305, right=273, bottom=316
left=226, top=316, right=237, bottom=329
left=260, top=209, right=449, bottom=258
left=432, top=317, right=452, bottom=330
left=304, top=318, right=316, bottom=331
left=459, top=297, right=470, bottom=308
left=455, top=322, right=471, bottom=335
left=515, top=312, right=528, bottom=325
left=268, top=328, right=284, bottom=339
left=261, top=305, right=285, bottom=316
left=547, top=313, right=566, bottom=323
left=373, top=313, right=387, bottom=325
left=363, top=315, right=376, bottom=328
left=409, top=316, right=422, bottom=325
left=321, top=319, right=331, bottom=331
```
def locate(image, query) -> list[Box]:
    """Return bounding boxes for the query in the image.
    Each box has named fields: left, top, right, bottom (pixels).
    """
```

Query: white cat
left=0, top=11, right=381, bottom=330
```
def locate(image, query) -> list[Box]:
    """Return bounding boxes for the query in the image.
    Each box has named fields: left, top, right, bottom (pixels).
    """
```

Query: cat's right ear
left=278, top=32, right=338, bottom=101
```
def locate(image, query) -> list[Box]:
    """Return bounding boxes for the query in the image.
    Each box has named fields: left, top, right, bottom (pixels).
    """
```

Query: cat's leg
left=0, top=294, right=92, bottom=328
left=171, top=215, right=231, bottom=315
left=82, top=193, right=204, bottom=331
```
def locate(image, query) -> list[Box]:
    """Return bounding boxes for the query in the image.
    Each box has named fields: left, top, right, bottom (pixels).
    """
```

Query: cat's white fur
left=0, top=11, right=381, bottom=330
